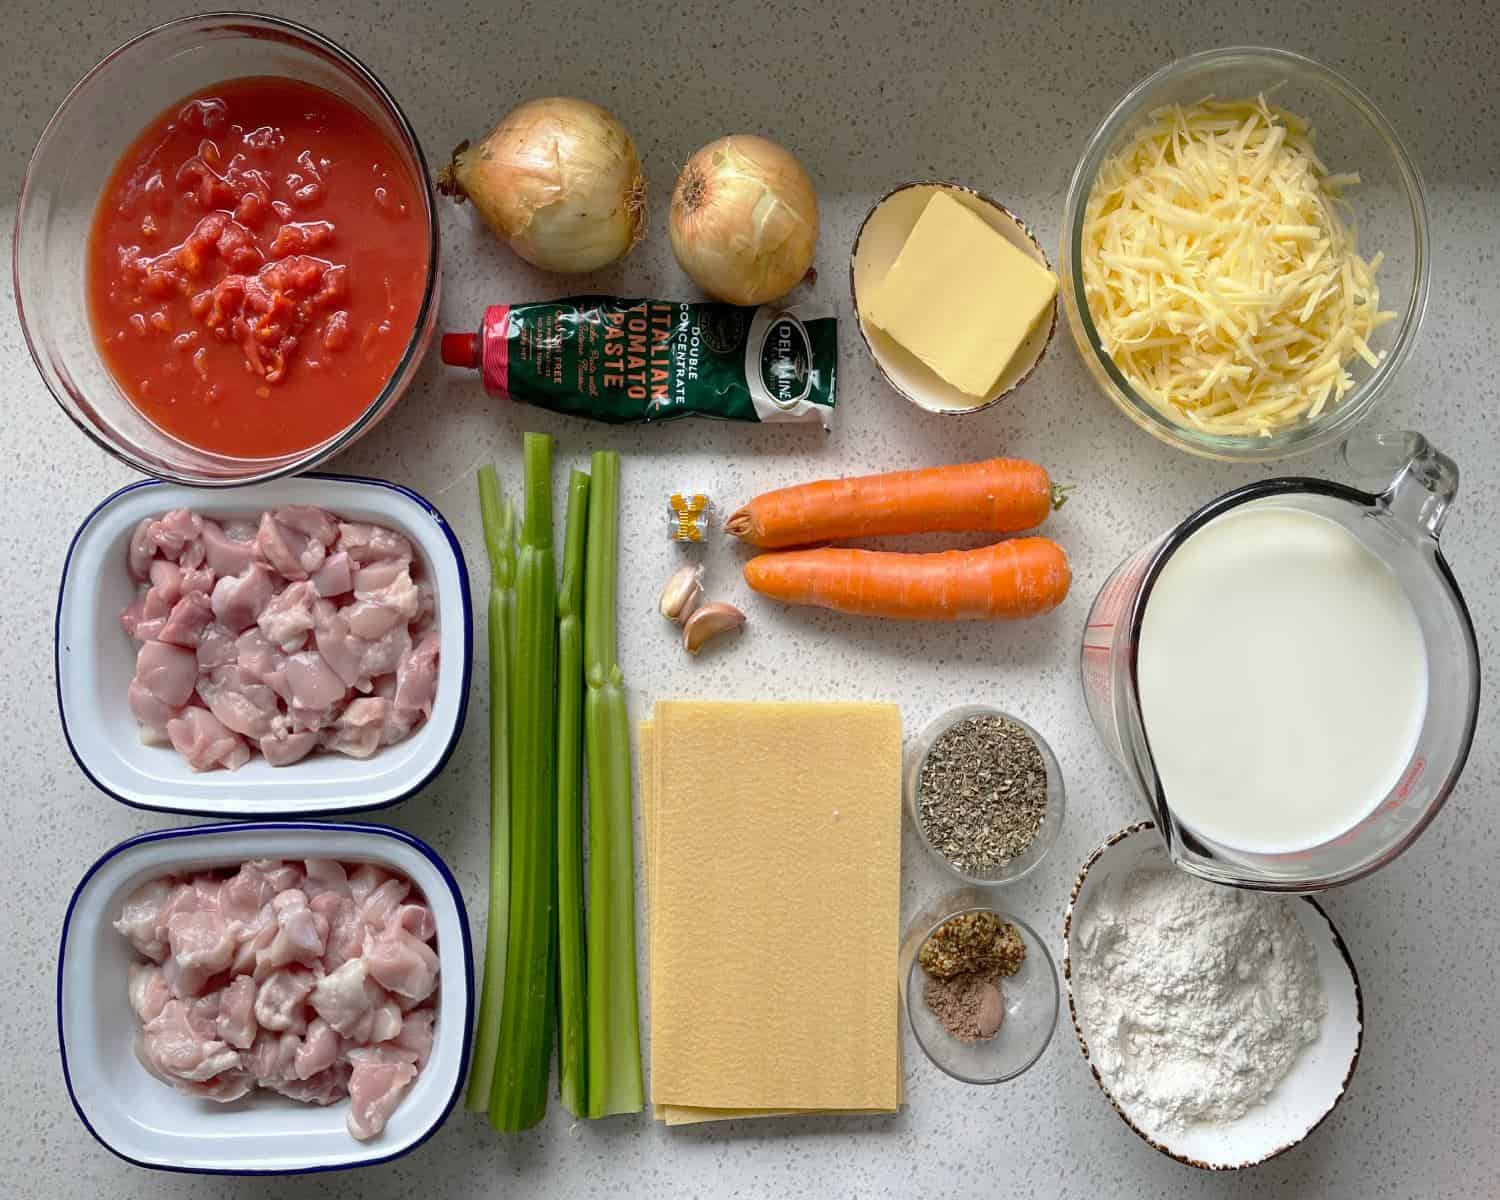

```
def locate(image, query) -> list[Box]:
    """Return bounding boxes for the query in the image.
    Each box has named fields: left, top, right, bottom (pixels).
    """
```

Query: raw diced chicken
left=257, top=580, right=318, bottom=651
left=272, top=1064, right=350, bottom=1106
left=345, top=566, right=420, bottom=639
left=148, top=509, right=203, bottom=561
left=294, top=1017, right=340, bottom=1079
left=311, top=892, right=364, bottom=971
left=363, top=923, right=440, bottom=1004
left=142, top=999, right=241, bottom=1083
left=357, top=624, right=411, bottom=689
left=180, top=1070, right=255, bottom=1104
left=391, top=904, right=437, bottom=943
left=257, top=511, right=327, bottom=581
left=310, top=550, right=352, bottom=598
left=254, top=966, right=316, bottom=1034
left=371, top=999, right=404, bottom=1043
left=128, top=962, right=172, bottom=1023
left=200, top=518, right=259, bottom=578
left=246, top=1029, right=301, bottom=1085
left=149, top=560, right=184, bottom=605
left=198, top=665, right=280, bottom=740
left=167, top=910, right=235, bottom=974
left=180, top=565, right=216, bottom=596
left=266, top=890, right=328, bottom=969
left=127, top=679, right=180, bottom=746
left=229, top=904, right=276, bottom=978
left=303, top=859, right=351, bottom=899
left=153, top=881, right=202, bottom=937
left=128, top=518, right=156, bottom=580
left=413, top=579, right=436, bottom=634
left=260, top=729, right=319, bottom=767
left=394, top=632, right=440, bottom=719
left=394, top=1008, right=435, bottom=1069
left=196, top=622, right=240, bottom=672
left=216, top=975, right=259, bottom=1049
left=167, top=708, right=251, bottom=772
left=219, top=864, right=275, bottom=926
left=309, top=957, right=386, bottom=1036
left=346, top=1056, right=417, bottom=1141
left=236, top=629, right=291, bottom=702
left=115, top=879, right=175, bottom=962
left=134, top=641, right=198, bottom=709
left=325, top=697, right=391, bottom=759
left=351, top=560, right=405, bottom=593
left=347, top=864, right=394, bottom=906
left=359, top=877, right=410, bottom=932
left=119, top=859, right=436, bottom=1140
left=337, top=522, right=414, bottom=566
left=210, top=562, right=277, bottom=633
left=277, top=506, right=340, bottom=546
left=161, top=954, right=216, bottom=1000
left=284, top=650, right=348, bottom=712
left=158, top=591, right=214, bottom=649
left=120, top=594, right=147, bottom=640
left=252, top=860, right=305, bottom=892
left=188, top=874, right=222, bottom=911
left=125, top=509, right=436, bottom=772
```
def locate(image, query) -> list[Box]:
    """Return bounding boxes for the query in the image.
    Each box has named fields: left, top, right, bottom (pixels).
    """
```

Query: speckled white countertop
left=3, top=1, right=1496, bottom=1196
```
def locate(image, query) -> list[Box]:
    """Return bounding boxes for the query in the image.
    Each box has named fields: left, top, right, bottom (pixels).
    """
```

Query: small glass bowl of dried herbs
left=900, top=901, right=1059, bottom=1085
left=906, top=705, right=1065, bottom=885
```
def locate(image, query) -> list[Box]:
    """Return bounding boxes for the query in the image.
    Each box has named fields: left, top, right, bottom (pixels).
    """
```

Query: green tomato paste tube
left=440, top=296, right=837, bottom=429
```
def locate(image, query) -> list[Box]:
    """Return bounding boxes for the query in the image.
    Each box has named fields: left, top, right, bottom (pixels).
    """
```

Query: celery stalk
left=584, top=450, right=644, bottom=1117
left=466, top=468, right=513, bottom=1113
left=556, top=469, right=591, bottom=1116
left=489, top=432, right=558, bottom=1132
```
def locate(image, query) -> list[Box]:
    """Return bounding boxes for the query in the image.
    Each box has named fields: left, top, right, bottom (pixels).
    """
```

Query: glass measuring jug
left=1082, top=431, right=1479, bottom=891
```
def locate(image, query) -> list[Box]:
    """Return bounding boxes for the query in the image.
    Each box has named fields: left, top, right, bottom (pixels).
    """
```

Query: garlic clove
left=682, top=602, right=747, bottom=654
left=659, top=564, right=704, bottom=624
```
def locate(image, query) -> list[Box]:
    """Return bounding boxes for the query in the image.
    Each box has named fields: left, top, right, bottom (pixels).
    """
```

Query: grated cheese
left=1082, top=97, right=1395, bottom=437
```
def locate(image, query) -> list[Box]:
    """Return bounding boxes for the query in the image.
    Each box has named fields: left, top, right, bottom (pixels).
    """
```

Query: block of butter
left=864, top=190, right=1058, bottom=399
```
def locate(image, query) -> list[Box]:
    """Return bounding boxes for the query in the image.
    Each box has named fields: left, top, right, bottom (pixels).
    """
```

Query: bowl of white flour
left=1062, top=822, right=1363, bottom=1169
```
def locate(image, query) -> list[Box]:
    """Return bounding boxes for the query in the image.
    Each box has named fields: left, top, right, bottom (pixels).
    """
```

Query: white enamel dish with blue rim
left=55, top=474, right=471, bottom=817
left=57, top=820, right=474, bottom=1174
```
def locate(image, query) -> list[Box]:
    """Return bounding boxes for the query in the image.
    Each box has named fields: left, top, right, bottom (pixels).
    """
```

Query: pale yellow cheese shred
left=1082, top=96, right=1396, bottom=437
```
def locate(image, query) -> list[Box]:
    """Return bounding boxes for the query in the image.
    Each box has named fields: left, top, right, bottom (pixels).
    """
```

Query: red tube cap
left=440, top=332, right=479, bottom=368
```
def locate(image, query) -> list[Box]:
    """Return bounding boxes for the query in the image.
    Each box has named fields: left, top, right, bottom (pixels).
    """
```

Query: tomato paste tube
left=440, top=296, right=836, bottom=428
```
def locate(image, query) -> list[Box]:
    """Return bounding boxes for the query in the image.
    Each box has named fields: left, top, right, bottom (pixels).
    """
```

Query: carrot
left=743, top=538, right=1071, bottom=621
left=725, top=458, right=1069, bottom=549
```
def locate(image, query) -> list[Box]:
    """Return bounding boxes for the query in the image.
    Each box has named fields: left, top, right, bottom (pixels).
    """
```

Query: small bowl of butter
left=850, top=181, right=1058, bottom=414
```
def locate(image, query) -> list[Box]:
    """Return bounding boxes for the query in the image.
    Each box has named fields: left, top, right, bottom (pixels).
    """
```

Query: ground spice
left=917, top=714, right=1047, bottom=873
left=924, top=972, right=1005, bottom=1042
left=919, top=911, right=1027, bottom=979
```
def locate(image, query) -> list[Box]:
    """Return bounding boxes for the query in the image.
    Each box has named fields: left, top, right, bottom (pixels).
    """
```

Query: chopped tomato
left=88, top=77, right=428, bottom=458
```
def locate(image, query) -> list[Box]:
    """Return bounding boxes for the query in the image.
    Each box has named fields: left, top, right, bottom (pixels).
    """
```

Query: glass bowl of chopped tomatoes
left=1059, top=47, right=1429, bottom=461
left=15, top=13, right=440, bottom=486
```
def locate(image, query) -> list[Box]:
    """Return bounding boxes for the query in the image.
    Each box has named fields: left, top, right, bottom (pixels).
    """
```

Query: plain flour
left=1072, top=862, right=1326, bottom=1137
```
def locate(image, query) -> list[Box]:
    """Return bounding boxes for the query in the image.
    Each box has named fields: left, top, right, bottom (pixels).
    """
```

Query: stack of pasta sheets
left=640, top=700, right=903, bottom=1125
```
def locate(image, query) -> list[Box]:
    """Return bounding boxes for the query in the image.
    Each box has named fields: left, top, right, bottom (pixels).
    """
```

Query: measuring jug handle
left=1342, top=430, right=1459, bottom=539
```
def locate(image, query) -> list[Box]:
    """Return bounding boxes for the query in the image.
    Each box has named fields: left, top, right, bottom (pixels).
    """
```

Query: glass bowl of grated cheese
left=1060, top=47, right=1429, bottom=461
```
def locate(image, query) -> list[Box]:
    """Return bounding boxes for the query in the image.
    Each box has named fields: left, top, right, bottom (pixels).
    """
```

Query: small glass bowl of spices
left=901, top=901, right=1059, bottom=1085
left=907, top=705, right=1065, bottom=885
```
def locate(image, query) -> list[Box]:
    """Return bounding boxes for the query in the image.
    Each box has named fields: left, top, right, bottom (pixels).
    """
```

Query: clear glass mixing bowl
left=1059, top=47, right=1429, bottom=462
left=13, top=13, right=440, bottom=487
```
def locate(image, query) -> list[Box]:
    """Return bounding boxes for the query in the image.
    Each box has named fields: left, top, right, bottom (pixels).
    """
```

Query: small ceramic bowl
left=901, top=899, right=1058, bottom=1085
left=57, top=820, right=473, bottom=1174
left=850, top=181, right=1057, bottom=414
left=55, top=474, right=472, bottom=817
left=906, top=705, right=1065, bottom=886
left=1062, top=822, right=1364, bottom=1170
